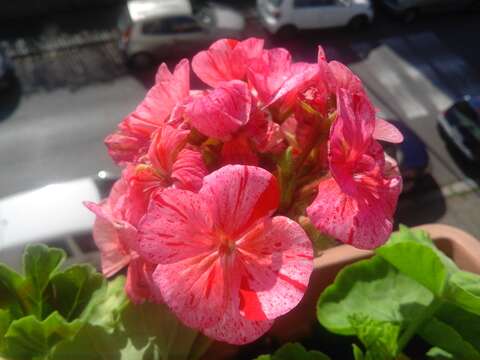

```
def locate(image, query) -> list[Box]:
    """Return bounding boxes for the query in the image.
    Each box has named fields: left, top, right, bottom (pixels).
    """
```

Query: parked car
left=257, top=0, right=374, bottom=37
left=438, top=96, right=480, bottom=162
left=0, top=172, right=116, bottom=271
left=381, top=120, right=430, bottom=193
left=119, top=0, right=245, bottom=68
left=381, top=0, right=479, bottom=22
left=0, top=50, right=15, bottom=93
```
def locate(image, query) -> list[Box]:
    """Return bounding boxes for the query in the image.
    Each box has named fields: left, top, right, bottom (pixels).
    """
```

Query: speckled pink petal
left=105, top=116, right=155, bottom=165
left=152, top=253, right=226, bottom=329
left=329, top=61, right=364, bottom=94
left=236, top=217, right=313, bottom=320
left=171, top=148, right=207, bottom=192
left=329, top=89, right=376, bottom=177
left=247, top=48, right=292, bottom=104
left=125, top=258, right=158, bottom=304
left=244, top=109, right=284, bottom=153
left=147, top=125, right=189, bottom=174
left=307, top=175, right=398, bottom=249
left=202, top=297, right=274, bottom=345
left=192, top=38, right=264, bottom=87
left=129, top=59, right=190, bottom=128
left=266, top=63, right=319, bottom=110
left=84, top=201, right=133, bottom=277
left=373, top=118, right=404, bottom=144
left=317, top=45, right=327, bottom=62
left=185, top=80, right=252, bottom=140
left=138, top=189, right=215, bottom=264
left=199, top=165, right=280, bottom=238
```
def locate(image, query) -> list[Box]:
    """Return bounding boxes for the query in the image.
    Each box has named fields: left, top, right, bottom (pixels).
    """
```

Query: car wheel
left=276, top=25, right=298, bottom=41
left=348, top=15, right=369, bottom=31
left=129, top=52, right=154, bottom=70
left=402, top=8, right=418, bottom=23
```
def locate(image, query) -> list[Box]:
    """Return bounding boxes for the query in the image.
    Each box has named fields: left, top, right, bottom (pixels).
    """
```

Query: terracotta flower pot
left=203, top=224, right=480, bottom=359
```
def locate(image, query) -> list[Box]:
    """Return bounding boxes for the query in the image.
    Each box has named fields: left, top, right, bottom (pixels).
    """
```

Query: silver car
left=118, top=0, right=246, bottom=68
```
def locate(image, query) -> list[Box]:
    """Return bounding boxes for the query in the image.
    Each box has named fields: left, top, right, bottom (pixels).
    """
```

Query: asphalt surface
left=0, top=5, right=479, bottom=237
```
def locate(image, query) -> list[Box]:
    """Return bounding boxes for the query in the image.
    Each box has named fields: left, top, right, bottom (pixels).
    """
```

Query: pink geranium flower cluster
left=85, top=38, right=403, bottom=345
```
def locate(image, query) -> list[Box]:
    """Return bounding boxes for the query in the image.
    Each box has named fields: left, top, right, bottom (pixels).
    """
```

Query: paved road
left=0, top=7, right=479, bottom=237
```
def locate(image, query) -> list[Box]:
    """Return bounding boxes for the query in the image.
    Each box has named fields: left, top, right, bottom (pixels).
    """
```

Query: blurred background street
left=0, top=0, right=479, bottom=241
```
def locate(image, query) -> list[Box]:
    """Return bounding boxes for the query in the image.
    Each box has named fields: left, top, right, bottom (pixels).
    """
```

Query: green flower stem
left=397, top=298, right=443, bottom=353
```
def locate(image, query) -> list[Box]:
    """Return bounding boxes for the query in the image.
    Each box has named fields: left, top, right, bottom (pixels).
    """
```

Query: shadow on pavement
left=437, top=124, right=480, bottom=185
left=0, top=76, right=21, bottom=121
left=395, top=175, right=447, bottom=227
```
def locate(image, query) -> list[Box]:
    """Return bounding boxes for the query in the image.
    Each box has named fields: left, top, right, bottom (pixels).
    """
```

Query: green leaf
left=426, top=347, right=454, bottom=359
left=435, top=303, right=480, bottom=352
left=349, top=314, right=400, bottom=360
left=47, top=264, right=105, bottom=321
left=120, top=301, right=206, bottom=360
left=23, top=244, right=65, bottom=293
left=48, top=323, right=125, bottom=360
left=376, top=226, right=457, bottom=296
left=81, top=275, right=127, bottom=331
left=3, top=312, right=82, bottom=359
left=418, top=317, right=480, bottom=360
left=444, top=271, right=480, bottom=315
left=255, top=342, right=330, bottom=360
left=317, top=256, right=433, bottom=335
left=22, top=244, right=66, bottom=317
left=0, top=264, right=26, bottom=318
left=0, top=309, right=12, bottom=354
left=353, top=344, right=365, bottom=360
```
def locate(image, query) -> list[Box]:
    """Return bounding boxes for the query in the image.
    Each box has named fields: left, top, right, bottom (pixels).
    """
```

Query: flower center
left=218, top=232, right=236, bottom=255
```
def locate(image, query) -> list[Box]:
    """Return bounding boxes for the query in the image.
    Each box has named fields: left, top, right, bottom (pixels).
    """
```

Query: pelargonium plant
left=85, top=38, right=403, bottom=346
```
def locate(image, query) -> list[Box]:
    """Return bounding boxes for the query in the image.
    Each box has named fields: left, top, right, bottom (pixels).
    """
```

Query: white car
left=119, top=0, right=246, bottom=67
left=257, top=0, right=374, bottom=36
left=0, top=172, right=116, bottom=271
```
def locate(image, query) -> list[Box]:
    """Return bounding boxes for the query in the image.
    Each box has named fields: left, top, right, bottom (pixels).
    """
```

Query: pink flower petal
left=138, top=189, right=215, bottom=265
left=265, top=63, right=319, bottom=110
left=373, top=118, right=404, bottom=144
left=307, top=90, right=402, bottom=249
left=221, top=136, right=259, bottom=166
left=125, top=258, right=158, bottom=304
left=147, top=125, right=189, bottom=175
left=84, top=201, right=134, bottom=277
left=202, top=296, right=274, bottom=345
left=192, top=38, right=264, bottom=87
left=134, top=59, right=190, bottom=127
left=105, top=117, right=155, bottom=165
left=307, top=173, right=400, bottom=249
left=152, top=255, right=229, bottom=330
left=236, top=217, right=313, bottom=320
left=172, top=148, right=207, bottom=191
left=199, top=165, right=280, bottom=237
left=328, top=61, right=364, bottom=94
left=185, top=80, right=252, bottom=140
left=247, top=48, right=292, bottom=104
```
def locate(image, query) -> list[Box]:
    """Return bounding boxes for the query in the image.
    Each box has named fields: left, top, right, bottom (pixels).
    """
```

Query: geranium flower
left=138, top=165, right=313, bottom=344
left=192, top=38, right=264, bottom=87
left=124, top=124, right=207, bottom=225
left=184, top=80, right=252, bottom=140
left=85, top=174, right=162, bottom=304
left=84, top=178, right=137, bottom=277
left=307, top=89, right=402, bottom=249
left=105, top=59, right=190, bottom=164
